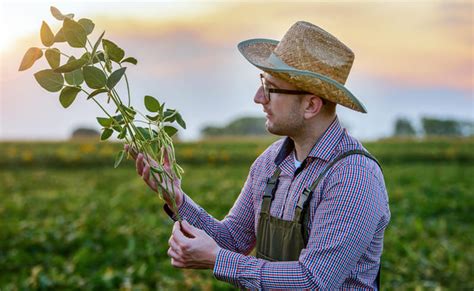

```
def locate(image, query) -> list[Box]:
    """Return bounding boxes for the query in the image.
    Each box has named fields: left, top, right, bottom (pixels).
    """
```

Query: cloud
left=101, top=2, right=473, bottom=94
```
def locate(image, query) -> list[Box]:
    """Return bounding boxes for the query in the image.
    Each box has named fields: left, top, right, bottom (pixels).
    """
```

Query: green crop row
left=1, top=161, right=473, bottom=289
left=1, top=137, right=473, bottom=169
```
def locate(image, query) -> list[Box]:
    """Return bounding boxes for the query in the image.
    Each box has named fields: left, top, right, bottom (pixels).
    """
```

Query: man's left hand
left=167, top=220, right=220, bottom=269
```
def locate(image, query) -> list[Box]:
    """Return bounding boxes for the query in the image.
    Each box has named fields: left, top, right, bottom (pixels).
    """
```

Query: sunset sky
left=0, top=0, right=472, bottom=141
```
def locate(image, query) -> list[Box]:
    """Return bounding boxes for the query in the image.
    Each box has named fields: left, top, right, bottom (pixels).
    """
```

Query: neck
left=292, top=114, right=336, bottom=161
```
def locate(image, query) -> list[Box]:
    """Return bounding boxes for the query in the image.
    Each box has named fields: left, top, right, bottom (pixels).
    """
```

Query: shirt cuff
left=213, top=248, right=243, bottom=287
left=162, top=194, right=201, bottom=225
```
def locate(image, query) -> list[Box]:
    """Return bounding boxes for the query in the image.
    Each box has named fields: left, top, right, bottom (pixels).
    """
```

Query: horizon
left=1, top=1, right=473, bottom=141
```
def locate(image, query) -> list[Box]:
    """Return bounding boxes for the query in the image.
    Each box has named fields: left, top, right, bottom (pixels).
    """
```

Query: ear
left=303, top=95, right=324, bottom=119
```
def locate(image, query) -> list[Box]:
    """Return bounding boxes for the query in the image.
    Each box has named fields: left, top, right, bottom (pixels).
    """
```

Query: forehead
left=262, top=72, right=298, bottom=89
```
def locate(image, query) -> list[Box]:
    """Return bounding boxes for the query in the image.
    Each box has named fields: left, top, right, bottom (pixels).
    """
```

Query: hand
left=124, top=144, right=183, bottom=208
left=167, top=220, right=220, bottom=269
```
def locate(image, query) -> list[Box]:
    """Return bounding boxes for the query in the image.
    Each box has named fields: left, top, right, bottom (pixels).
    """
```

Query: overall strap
left=260, top=167, right=282, bottom=214
left=294, top=149, right=381, bottom=222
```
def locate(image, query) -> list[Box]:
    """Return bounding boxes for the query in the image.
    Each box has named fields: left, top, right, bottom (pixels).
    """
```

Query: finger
left=167, top=246, right=182, bottom=260
left=169, top=235, right=182, bottom=255
left=125, top=144, right=138, bottom=160
left=136, top=153, right=145, bottom=175
left=180, top=220, right=197, bottom=238
left=162, top=146, right=172, bottom=171
left=123, top=144, right=137, bottom=160
left=172, top=221, right=190, bottom=245
left=143, top=164, right=158, bottom=191
left=171, top=258, right=185, bottom=268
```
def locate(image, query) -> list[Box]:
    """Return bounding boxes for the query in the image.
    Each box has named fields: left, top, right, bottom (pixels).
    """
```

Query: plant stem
left=82, top=36, right=182, bottom=219
left=119, top=63, right=132, bottom=107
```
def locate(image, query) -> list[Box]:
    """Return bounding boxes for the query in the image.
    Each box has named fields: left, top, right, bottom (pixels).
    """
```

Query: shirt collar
left=274, top=116, right=343, bottom=165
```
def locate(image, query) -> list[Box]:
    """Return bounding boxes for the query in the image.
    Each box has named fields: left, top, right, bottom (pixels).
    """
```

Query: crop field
left=0, top=138, right=473, bottom=290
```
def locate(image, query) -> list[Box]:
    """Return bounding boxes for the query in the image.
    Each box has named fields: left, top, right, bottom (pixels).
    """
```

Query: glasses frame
left=260, top=73, right=313, bottom=101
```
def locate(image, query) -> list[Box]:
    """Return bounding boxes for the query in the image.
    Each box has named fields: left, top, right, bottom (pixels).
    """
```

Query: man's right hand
left=125, top=144, right=184, bottom=209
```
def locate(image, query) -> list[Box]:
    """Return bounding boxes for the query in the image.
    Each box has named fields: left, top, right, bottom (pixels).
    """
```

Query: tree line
left=71, top=116, right=473, bottom=140
left=393, top=117, right=474, bottom=137
left=201, top=116, right=474, bottom=138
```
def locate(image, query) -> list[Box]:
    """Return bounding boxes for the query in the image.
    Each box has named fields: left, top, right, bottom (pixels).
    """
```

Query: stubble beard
left=265, top=110, right=304, bottom=137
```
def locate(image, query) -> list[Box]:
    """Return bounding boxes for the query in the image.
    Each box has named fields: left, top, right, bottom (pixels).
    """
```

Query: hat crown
left=273, top=21, right=354, bottom=84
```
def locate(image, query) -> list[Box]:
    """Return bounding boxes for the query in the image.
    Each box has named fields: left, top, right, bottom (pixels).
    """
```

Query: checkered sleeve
left=164, top=164, right=258, bottom=255
left=214, top=163, right=386, bottom=289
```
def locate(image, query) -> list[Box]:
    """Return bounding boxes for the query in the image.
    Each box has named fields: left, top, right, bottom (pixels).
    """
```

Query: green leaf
left=102, top=39, right=124, bottom=63
left=97, top=117, right=112, bottom=127
left=54, top=28, right=66, bottom=43
left=63, top=57, right=84, bottom=86
left=121, top=105, right=136, bottom=119
left=59, top=86, right=81, bottom=108
left=96, top=51, right=105, bottom=62
left=117, top=127, right=127, bottom=139
left=50, top=6, right=74, bottom=21
left=87, top=88, right=108, bottom=100
left=54, top=56, right=87, bottom=73
left=146, top=114, right=160, bottom=121
left=91, top=31, right=105, bottom=61
left=114, top=150, right=125, bottom=168
left=34, top=69, right=64, bottom=92
left=83, top=66, right=106, bottom=89
left=18, top=47, right=43, bottom=71
left=164, top=126, right=178, bottom=137
left=144, top=95, right=160, bottom=112
left=176, top=112, right=186, bottom=129
left=135, top=127, right=157, bottom=140
left=63, top=18, right=87, bottom=48
left=112, top=125, right=122, bottom=132
left=112, top=114, right=124, bottom=125
left=65, top=69, right=84, bottom=86
left=163, top=109, right=177, bottom=122
left=40, top=21, right=55, bottom=47
left=106, top=67, right=126, bottom=89
left=44, top=48, right=60, bottom=69
left=78, top=18, right=94, bottom=35
left=101, top=128, right=113, bottom=140
left=121, top=57, right=137, bottom=65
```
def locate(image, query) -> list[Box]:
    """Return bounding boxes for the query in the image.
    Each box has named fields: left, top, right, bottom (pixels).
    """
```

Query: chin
left=265, top=123, right=285, bottom=136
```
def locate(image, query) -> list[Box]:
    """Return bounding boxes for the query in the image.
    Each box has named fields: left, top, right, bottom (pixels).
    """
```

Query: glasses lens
left=260, top=74, right=270, bottom=100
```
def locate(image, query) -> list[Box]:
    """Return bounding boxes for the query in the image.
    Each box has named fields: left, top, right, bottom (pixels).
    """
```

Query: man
left=129, top=21, right=390, bottom=289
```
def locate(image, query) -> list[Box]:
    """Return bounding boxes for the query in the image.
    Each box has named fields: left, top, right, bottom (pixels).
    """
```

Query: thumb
left=180, top=220, right=197, bottom=238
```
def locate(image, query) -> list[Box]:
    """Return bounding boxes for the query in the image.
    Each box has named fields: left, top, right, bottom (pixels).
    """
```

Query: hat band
left=267, top=53, right=295, bottom=70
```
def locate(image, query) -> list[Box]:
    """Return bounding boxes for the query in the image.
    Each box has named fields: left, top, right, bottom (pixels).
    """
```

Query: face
left=254, top=73, right=305, bottom=136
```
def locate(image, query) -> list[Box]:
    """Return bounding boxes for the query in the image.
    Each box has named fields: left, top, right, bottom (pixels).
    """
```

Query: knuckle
left=181, top=243, right=189, bottom=252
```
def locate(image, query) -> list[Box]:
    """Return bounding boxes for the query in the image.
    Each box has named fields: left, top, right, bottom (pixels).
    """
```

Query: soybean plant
left=19, top=6, right=185, bottom=220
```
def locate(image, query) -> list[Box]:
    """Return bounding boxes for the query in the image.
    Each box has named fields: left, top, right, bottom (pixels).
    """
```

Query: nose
left=254, top=85, right=268, bottom=105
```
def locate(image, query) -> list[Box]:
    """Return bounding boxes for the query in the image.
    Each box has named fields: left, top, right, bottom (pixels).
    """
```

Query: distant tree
left=71, top=127, right=100, bottom=139
left=201, top=126, right=225, bottom=136
left=226, top=117, right=268, bottom=135
left=421, top=117, right=462, bottom=136
left=393, top=117, right=416, bottom=137
left=201, top=117, right=268, bottom=137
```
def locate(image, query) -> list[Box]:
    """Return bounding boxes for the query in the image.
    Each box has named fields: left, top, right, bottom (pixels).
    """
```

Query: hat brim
left=238, top=38, right=367, bottom=113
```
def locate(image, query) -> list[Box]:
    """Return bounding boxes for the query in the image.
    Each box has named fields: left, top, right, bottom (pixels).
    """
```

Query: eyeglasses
left=260, top=73, right=311, bottom=101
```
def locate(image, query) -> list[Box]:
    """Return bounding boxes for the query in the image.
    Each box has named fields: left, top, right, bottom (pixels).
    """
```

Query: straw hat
left=238, top=21, right=367, bottom=113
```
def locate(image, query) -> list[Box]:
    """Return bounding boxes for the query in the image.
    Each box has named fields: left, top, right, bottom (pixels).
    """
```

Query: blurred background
left=0, top=0, right=473, bottom=290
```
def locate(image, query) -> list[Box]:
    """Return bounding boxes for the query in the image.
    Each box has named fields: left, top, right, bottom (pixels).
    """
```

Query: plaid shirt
left=173, top=117, right=391, bottom=290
